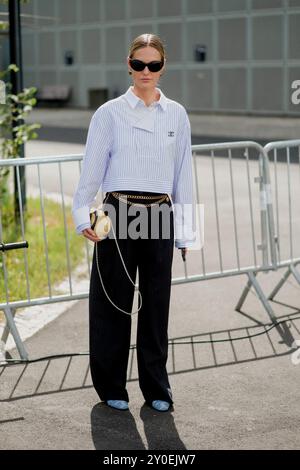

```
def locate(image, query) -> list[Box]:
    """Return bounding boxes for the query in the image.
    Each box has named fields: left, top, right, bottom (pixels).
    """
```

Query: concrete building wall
left=18, top=0, right=300, bottom=115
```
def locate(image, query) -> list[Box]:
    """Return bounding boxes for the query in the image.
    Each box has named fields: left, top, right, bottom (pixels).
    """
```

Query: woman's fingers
left=82, top=228, right=100, bottom=242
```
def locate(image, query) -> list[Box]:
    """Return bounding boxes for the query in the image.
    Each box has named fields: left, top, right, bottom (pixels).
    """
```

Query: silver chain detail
left=95, top=219, right=142, bottom=316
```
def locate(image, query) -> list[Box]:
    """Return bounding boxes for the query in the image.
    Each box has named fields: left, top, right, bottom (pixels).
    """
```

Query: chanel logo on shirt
left=168, top=131, right=175, bottom=137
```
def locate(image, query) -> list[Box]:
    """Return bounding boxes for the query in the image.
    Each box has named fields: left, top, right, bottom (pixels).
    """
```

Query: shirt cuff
left=76, top=222, right=91, bottom=235
left=175, top=239, right=197, bottom=249
left=72, top=205, right=90, bottom=233
left=174, top=222, right=196, bottom=249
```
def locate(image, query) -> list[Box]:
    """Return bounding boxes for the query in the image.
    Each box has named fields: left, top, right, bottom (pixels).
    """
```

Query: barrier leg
left=2, top=307, right=28, bottom=360
left=236, top=271, right=277, bottom=323
left=235, top=274, right=254, bottom=311
left=1, top=307, right=16, bottom=345
left=247, top=272, right=277, bottom=322
left=268, top=266, right=292, bottom=300
left=290, top=264, right=300, bottom=284
left=268, top=263, right=300, bottom=301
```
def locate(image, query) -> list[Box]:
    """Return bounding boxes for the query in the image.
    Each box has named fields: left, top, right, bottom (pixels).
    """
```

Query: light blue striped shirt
left=72, top=86, right=196, bottom=248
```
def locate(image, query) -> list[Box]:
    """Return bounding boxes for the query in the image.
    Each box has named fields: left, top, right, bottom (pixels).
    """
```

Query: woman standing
left=72, top=34, right=195, bottom=412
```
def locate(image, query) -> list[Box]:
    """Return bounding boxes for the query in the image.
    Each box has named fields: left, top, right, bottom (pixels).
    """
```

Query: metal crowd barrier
left=0, top=140, right=298, bottom=359
left=179, top=141, right=278, bottom=324
left=263, top=140, right=300, bottom=301
left=0, top=154, right=93, bottom=359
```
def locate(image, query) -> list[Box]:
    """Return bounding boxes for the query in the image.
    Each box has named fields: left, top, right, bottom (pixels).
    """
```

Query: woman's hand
left=82, top=228, right=101, bottom=243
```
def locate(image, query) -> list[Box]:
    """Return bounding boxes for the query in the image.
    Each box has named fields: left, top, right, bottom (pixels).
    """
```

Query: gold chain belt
left=110, top=191, right=170, bottom=208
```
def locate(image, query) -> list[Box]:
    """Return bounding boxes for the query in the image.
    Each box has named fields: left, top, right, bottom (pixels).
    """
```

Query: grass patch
left=0, top=195, right=86, bottom=308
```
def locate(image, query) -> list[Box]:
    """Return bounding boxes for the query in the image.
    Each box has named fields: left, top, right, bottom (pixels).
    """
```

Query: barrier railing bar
left=286, top=147, right=293, bottom=260
left=0, top=292, right=88, bottom=310
left=264, top=140, right=300, bottom=151
left=244, top=147, right=257, bottom=266
left=192, top=141, right=264, bottom=153
left=0, top=208, right=10, bottom=305
left=59, top=162, right=73, bottom=296
left=0, top=261, right=281, bottom=311
left=211, top=149, right=223, bottom=273
left=228, top=148, right=240, bottom=270
left=273, top=148, right=281, bottom=262
left=37, top=163, right=52, bottom=298
left=76, top=157, right=92, bottom=279
left=261, top=150, right=278, bottom=268
left=170, top=264, right=277, bottom=285
left=0, top=154, right=83, bottom=167
left=192, top=152, right=206, bottom=275
left=16, top=165, right=31, bottom=301
left=258, top=153, right=268, bottom=267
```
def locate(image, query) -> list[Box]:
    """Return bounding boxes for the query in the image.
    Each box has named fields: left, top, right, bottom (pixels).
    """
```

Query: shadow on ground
left=1, top=309, right=299, bottom=403
left=90, top=402, right=186, bottom=450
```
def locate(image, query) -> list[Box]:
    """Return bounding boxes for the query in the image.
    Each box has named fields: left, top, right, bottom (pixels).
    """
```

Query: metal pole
left=8, top=0, right=26, bottom=219
left=3, top=306, right=28, bottom=360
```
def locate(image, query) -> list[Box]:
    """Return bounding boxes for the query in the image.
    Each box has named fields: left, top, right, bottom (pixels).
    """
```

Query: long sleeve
left=72, top=106, right=112, bottom=234
left=172, top=111, right=196, bottom=248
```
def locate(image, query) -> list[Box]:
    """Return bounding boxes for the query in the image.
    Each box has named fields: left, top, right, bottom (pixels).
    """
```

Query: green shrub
left=0, top=195, right=86, bottom=304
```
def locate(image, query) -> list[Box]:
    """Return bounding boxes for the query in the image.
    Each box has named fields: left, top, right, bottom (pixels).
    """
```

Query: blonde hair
left=128, top=33, right=166, bottom=61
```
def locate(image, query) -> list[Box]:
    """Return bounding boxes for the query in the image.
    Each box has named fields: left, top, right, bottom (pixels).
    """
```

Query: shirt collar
left=123, top=86, right=167, bottom=112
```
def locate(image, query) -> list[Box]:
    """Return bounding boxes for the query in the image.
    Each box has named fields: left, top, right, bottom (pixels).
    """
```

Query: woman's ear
left=161, top=58, right=166, bottom=76
left=127, top=56, right=132, bottom=75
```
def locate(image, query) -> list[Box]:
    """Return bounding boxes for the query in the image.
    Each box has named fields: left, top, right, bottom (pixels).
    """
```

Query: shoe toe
left=106, top=400, right=129, bottom=410
left=151, top=400, right=170, bottom=411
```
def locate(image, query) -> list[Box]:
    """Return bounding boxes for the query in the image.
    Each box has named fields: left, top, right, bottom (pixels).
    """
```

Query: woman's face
left=127, top=46, right=165, bottom=90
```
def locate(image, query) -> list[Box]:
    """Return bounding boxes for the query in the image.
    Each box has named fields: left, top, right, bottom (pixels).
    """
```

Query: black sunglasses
left=129, top=59, right=164, bottom=73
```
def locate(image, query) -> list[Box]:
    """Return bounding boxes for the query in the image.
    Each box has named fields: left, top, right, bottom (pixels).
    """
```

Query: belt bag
left=89, top=207, right=111, bottom=240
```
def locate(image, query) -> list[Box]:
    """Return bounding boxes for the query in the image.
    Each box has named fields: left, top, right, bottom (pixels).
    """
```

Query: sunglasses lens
left=130, top=60, right=145, bottom=71
left=148, top=61, right=163, bottom=72
left=130, top=60, right=164, bottom=72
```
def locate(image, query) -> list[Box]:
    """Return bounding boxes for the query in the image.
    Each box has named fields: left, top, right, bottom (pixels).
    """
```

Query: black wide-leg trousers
left=89, top=191, right=174, bottom=405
